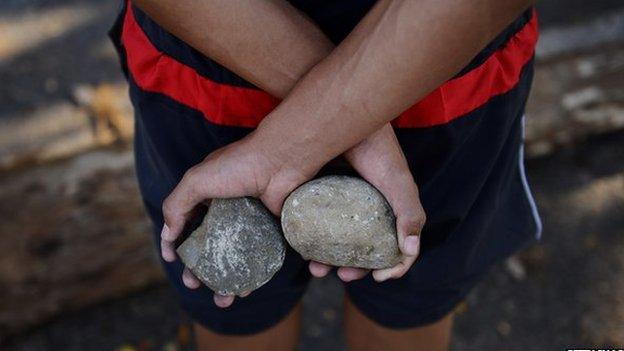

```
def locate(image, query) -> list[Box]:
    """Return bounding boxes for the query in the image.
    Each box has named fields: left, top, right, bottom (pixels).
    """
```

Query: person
left=109, top=0, right=542, bottom=349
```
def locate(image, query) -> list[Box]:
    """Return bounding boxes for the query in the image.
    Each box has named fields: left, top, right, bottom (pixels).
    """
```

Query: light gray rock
left=281, top=176, right=400, bottom=269
left=177, top=197, right=286, bottom=296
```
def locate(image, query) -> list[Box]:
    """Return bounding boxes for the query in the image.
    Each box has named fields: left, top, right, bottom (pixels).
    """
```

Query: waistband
left=116, top=1, right=538, bottom=128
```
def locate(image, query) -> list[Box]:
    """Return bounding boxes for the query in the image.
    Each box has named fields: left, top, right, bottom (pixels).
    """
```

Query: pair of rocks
left=176, top=176, right=400, bottom=296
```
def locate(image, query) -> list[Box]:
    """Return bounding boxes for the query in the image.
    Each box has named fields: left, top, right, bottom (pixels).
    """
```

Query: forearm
left=254, top=0, right=533, bottom=174
left=133, top=0, right=333, bottom=98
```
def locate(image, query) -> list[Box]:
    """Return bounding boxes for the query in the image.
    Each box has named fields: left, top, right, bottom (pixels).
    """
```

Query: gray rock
left=281, top=176, right=400, bottom=269
left=176, top=197, right=286, bottom=296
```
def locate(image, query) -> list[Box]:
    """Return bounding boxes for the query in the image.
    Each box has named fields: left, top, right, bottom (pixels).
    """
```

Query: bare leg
left=344, top=296, right=454, bottom=351
left=194, top=302, right=302, bottom=351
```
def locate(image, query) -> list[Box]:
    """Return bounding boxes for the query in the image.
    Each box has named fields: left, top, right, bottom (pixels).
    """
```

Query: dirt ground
left=4, top=131, right=624, bottom=351
left=1, top=1, right=623, bottom=350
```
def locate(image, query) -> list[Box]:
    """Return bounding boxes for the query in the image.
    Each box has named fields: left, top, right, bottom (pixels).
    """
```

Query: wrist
left=250, top=119, right=326, bottom=176
left=237, top=128, right=315, bottom=195
left=236, top=129, right=322, bottom=214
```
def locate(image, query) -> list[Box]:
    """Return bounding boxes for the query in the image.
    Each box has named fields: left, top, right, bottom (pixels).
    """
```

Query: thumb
left=357, top=167, right=425, bottom=257
left=395, top=209, right=425, bottom=256
left=162, top=165, right=213, bottom=239
left=378, top=176, right=425, bottom=257
left=259, top=169, right=309, bottom=216
left=344, top=123, right=425, bottom=256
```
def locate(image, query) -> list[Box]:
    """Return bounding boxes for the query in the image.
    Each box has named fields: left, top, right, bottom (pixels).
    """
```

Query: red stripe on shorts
left=122, top=3, right=538, bottom=128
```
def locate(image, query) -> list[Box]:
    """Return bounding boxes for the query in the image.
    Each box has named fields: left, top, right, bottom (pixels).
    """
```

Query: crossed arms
left=134, top=0, right=534, bottom=307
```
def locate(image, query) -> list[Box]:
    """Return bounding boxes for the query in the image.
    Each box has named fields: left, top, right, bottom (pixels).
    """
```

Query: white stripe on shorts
left=519, top=115, right=543, bottom=239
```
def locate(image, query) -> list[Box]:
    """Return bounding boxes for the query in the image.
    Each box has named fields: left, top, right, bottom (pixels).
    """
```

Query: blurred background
left=0, top=0, right=623, bottom=350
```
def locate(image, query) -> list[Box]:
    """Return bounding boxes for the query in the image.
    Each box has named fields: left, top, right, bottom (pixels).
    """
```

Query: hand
left=160, top=134, right=317, bottom=308
left=161, top=123, right=425, bottom=308
left=308, top=124, right=426, bottom=283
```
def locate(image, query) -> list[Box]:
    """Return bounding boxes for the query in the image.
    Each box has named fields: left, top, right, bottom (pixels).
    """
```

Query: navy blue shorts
left=110, top=1, right=542, bottom=334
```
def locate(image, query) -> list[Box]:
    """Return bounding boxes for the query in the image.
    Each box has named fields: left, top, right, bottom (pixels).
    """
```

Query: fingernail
left=161, top=224, right=175, bottom=241
left=338, top=270, right=352, bottom=282
left=373, top=271, right=389, bottom=283
left=403, top=235, right=420, bottom=256
left=182, top=273, right=200, bottom=289
left=309, top=262, right=330, bottom=278
left=162, top=250, right=176, bottom=262
left=214, top=294, right=234, bottom=308
left=183, top=278, right=199, bottom=289
left=161, top=244, right=177, bottom=262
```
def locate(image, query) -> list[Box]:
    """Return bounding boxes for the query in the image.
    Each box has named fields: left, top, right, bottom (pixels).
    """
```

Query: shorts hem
left=344, top=271, right=486, bottom=330
left=181, top=290, right=305, bottom=335
left=346, top=291, right=465, bottom=330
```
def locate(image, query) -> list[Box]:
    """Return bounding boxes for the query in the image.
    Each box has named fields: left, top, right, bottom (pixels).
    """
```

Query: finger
left=383, top=184, right=424, bottom=257
left=182, top=268, right=202, bottom=289
left=213, top=294, right=235, bottom=308
left=161, top=223, right=177, bottom=241
left=160, top=237, right=177, bottom=262
left=396, top=216, right=423, bottom=257
left=160, top=206, right=205, bottom=262
left=337, top=267, right=369, bottom=282
left=372, top=254, right=418, bottom=282
left=258, top=170, right=306, bottom=216
left=394, top=198, right=425, bottom=257
left=343, top=124, right=425, bottom=257
left=401, top=232, right=421, bottom=256
left=162, top=166, right=212, bottom=239
left=309, top=261, right=332, bottom=278
left=239, top=291, right=251, bottom=298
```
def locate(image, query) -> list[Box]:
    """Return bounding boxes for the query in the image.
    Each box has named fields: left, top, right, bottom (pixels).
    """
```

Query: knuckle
left=415, top=211, right=427, bottom=228
left=403, top=213, right=426, bottom=233
left=394, top=266, right=410, bottom=279
left=411, top=179, right=421, bottom=193
left=182, top=166, right=202, bottom=189
left=162, top=197, right=181, bottom=227
left=393, top=271, right=407, bottom=279
left=162, top=197, right=175, bottom=218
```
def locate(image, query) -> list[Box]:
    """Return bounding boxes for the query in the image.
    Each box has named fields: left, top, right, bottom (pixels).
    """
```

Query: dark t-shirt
left=109, top=0, right=541, bottom=295
left=286, top=0, right=377, bottom=43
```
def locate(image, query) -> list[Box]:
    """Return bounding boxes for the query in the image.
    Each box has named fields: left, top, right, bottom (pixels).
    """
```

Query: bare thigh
left=344, top=296, right=454, bottom=351
left=194, top=302, right=302, bottom=351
